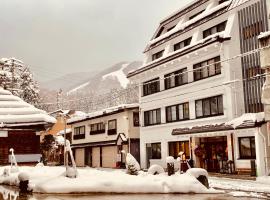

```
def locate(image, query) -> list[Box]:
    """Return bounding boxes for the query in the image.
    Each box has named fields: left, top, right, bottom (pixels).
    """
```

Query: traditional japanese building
left=127, top=0, right=270, bottom=176
left=0, top=88, right=56, bottom=164
left=67, top=104, right=140, bottom=168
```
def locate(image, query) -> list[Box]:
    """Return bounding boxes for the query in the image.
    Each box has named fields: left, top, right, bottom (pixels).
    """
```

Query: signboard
left=0, top=131, right=8, bottom=137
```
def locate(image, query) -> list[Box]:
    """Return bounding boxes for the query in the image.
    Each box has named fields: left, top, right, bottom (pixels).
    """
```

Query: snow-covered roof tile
left=0, top=88, right=56, bottom=127
left=67, top=103, right=139, bottom=124
left=258, top=31, right=270, bottom=40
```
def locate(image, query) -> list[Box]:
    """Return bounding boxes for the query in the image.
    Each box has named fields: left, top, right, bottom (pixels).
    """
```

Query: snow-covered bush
left=66, top=167, right=78, bottom=178
left=166, top=156, right=175, bottom=164
left=125, top=152, right=140, bottom=175
left=35, top=162, right=44, bottom=168
left=148, top=164, right=165, bottom=175
left=2, top=168, right=10, bottom=177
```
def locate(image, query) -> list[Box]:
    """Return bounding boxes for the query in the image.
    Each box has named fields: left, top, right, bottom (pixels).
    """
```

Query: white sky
left=0, top=0, right=193, bottom=82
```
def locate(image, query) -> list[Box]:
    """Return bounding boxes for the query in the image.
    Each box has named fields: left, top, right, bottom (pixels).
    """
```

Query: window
left=193, top=56, right=221, bottom=81
left=239, top=137, right=256, bottom=159
left=169, top=141, right=190, bottom=159
left=219, top=0, right=229, bottom=4
left=203, top=21, right=227, bottom=38
left=164, top=68, right=188, bottom=89
left=195, top=95, right=223, bottom=118
left=73, top=126, right=85, bottom=140
left=151, top=143, right=161, bottom=159
left=167, top=25, right=176, bottom=32
left=133, top=112, right=140, bottom=127
left=152, top=50, right=164, bottom=61
left=155, top=27, right=164, bottom=38
left=166, top=103, right=189, bottom=122
left=189, top=10, right=205, bottom=20
left=90, top=123, right=105, bottom=135
left=174, top=37, right=192, bottom=51
left=143, top=78, right=160, bottom=96
left=144, top=109, right=161, bottom=126
left=108, top=119, right=117, bottom=135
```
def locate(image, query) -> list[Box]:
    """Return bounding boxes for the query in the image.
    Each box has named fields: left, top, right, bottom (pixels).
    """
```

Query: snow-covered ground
left=210, top=176, right=270, bottom=194
left=0, top=166, right=218, bottom=194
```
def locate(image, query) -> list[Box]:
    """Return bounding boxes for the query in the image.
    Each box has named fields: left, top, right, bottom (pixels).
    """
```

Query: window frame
left=152, top=50, right=164, bottom=61
left=238, top=137, right=256, bottom=159
left=195, top=95, right=223, bottom=118
left=151, top=143, right=161, bottom=159
left=90, top=122, right=105, bottom=135
left=73, top=126, right=85, bottom=140
left=143, top=78, right=160, bottom=96
left=166, top=102, right=189, bottom=123
left=108, top=119, right=117, bottom=135
left=168, top=141, right=190, bottom=159
left=193, top=56, right=221, bottom=81
left=164, top=68, right=188, bottom=90
left=144, top=108, right=161, bottom=126
left=174, top=37, right=192, bottom=51
left=203, top=21, right=227, bottom=38
left=133, top=112, right=140, bottom=127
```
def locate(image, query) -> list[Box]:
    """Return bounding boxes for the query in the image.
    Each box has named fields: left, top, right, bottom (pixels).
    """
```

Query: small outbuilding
left=0, top=88, right=56, bottom=164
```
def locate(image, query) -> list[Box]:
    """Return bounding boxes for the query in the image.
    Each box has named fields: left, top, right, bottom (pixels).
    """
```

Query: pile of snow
left=0, top=166, right=220, bottom=194
left=0, top=88, right=56, bottom=126
left=18, top=172, right=29, bottom=182
left=186, top=168, right=208, bottom=178
left=102, top=63, right=130, bottom=88
left=166, top=156, right=175, bottom=164
left=258, top=31, right=270, bottom=40
left=148, top=165, right=165, bottom=175
left=226, top=112, right=264, bottom=129
left=257, top=176, right=270, bottom=185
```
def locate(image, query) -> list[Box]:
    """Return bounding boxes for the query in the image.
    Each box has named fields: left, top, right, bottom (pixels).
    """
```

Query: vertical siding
left=238, top=0, right=268, bottom=113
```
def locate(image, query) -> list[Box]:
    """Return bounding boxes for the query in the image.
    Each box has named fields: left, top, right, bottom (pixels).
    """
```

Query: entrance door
left=85, top=147, right=92, bottom=167
left=200, top=136, right=228, bottom=172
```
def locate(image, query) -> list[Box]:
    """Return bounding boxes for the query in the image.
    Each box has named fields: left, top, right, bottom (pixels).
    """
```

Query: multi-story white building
left=67, top=104, right=140, bottom=168
left=128, top=0, right=270, bottom=176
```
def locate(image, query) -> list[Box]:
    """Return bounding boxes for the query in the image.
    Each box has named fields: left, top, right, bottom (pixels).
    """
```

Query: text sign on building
left=0, top=131, right=8, bottom=137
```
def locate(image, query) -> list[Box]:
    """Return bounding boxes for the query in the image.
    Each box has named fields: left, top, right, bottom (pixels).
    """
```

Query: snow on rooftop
left=0, top=88, right=56, bottom=126
left=149, top=0, right=231, bottom=46
left=57, top=128, right=72, bottom=135
left=102, top=63, right=130, bottom=88
left=67, top=103, right=139, bottom=124
left=226, top=112, right=265, bottom=129
left=258, top=31, right=270, bottom=40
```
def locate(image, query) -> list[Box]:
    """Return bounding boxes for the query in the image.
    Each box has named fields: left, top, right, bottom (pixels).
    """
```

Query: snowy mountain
left=66, top=61, right=142, bottom=95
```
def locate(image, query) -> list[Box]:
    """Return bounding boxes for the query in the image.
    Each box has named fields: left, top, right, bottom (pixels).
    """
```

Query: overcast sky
left=0, top=0, right=193, bottom=82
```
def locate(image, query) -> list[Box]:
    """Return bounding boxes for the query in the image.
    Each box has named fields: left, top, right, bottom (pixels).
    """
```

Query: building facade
left=0, top=88, right=56, bottom=165
left=68, top=104, right=140, bottom=168
left=128, top=0, right=270, bottom=176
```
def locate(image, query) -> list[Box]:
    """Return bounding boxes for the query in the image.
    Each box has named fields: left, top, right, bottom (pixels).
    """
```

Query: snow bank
left=166, top=156, right=175, bottom=164
left=186, top=168, right=208, bottom=178
left=0, top=166, right=220, bottom=194
left=256, top=176, right=270, bottom=185
left=148, top=165, right=165, bottom=175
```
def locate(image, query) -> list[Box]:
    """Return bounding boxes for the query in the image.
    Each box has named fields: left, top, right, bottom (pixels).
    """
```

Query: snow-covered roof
left=258, top=31, right=270, bottom=40
left=0, top=88, right=56, bottom=127
left=57, top=128, right=72, bottom=135
left=172, top=112, right=265, bottom=135
left=67, top=103, right=139, bottom=124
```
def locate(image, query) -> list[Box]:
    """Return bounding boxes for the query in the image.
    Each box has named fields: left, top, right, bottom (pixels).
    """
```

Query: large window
left=143, top=78, right=160, bottom=96
left=203, top=21, right=227, bottom=38
left=108, top=119, right=117, bottom=135
left=74, top=126, right=85, bottom=140
left=151, top=143, right=161, bottom=159
left=195, top=95, right=223, bottom=118
left=193, top=56, right=221, bottom=81
left=144, top=109, right=161, bottom=126
left=90, top=122, right=105, bottom=135
left=164, top=68, right=188, bottom=89
left=169, top=141, right=190, bottom=159
left=239, top=137, right=256, bottom=159
left=174, top=37, right=192, bottom=51
left=166, top=103, right=189, bottom=122
left=152, top=50, right=164, bottom=61
left=133, top=112, right=140, bottom=127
